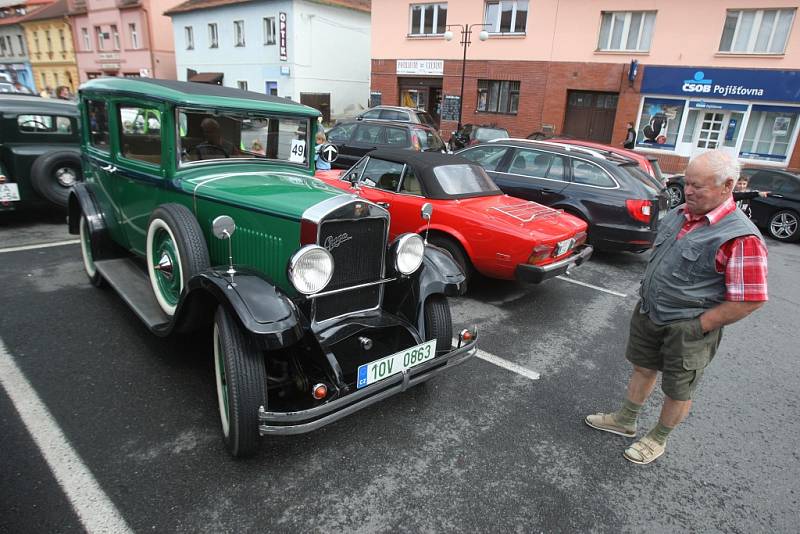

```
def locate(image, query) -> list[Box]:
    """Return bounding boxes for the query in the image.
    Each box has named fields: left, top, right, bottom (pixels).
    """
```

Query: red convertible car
left=315, top=149, right=592, bottom=285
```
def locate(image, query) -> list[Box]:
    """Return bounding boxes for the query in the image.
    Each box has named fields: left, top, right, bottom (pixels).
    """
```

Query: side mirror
left=212, top=215, right=236, bottom=239
left=421, top=202, right=433, bottom=221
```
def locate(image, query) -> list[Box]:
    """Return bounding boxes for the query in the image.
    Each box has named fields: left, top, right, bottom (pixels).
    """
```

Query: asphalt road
left=1, top=208, right=798, bottom=533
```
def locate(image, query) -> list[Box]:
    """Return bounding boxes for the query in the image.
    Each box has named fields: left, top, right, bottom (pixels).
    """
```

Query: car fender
left=423, top=224, right=474, bottom=261
left=178, top=269, right=304, bottom=350
left=552, top=202, right=591, bottom=224
left=414, top=245, right=465, bottom=335
left=67, top=183, right=117, bottom=261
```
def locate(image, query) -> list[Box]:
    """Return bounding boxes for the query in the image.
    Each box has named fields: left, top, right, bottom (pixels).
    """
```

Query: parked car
left=68, top=78, right=477, bottom=458
left=457, top=139, right=669, bottom=252
left=741, top=167, right=800, bottom=242
left=355, top=105, right=437, bottom=128
left=549, top=138, right=665, bottom=186
left=324, top=119, right=447, bottom=169
left=0, top=95, right=82, bottom=211
left=664, top=174, right=687, bottom=209
left=448, top=124, right=510, bottom=151
left=315, top=149, right=592, bottom=285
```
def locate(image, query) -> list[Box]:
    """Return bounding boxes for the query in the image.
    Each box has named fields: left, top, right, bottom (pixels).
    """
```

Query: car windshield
left=178, top=108, right=310, bottom=166
left=474, top=127, right=509, bottom=142
left=433, top=164, right=501, bottom=195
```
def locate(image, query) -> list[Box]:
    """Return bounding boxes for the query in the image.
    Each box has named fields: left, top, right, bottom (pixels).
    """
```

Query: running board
left=94, top=258, right=171, bottom=332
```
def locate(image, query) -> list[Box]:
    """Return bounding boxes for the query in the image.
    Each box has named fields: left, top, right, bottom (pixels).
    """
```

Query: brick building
left=370, top=1, right=800, bottom=172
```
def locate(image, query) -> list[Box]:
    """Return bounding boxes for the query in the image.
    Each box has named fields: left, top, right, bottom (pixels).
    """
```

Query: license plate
left=556, top=238, right=573, bottom=257
left=0, top=183, right=20, bottom=202
left=356, top=339, right=437, bottom=389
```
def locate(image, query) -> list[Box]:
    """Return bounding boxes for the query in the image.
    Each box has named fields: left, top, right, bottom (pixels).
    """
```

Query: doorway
left=398, top=77, right=443, bottom=128
left=562, top=91, right=619, bottom=143
left=687, top=110, right=744, bottom=158
left=300, top=93, right=331, bottom=124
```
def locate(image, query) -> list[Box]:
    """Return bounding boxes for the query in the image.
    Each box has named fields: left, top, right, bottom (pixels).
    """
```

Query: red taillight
left=574, top=231, right=587, bottom=247
left=301, top=219, right=318, bottom=245
left=626, top=199, right=652, bottom=224
left=312, top=383, right=328, bottom=400
left=528, top=244, right=554, bottom=264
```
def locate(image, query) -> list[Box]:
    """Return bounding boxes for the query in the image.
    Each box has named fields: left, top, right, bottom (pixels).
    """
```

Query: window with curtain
left=477, top=80, right=520, bottom=114
left=409, top=3, right=447, bottom=35
left=597, top=11, right=656, bottom=51
left=484, top=1, right=527, bottom=33
left=719, top=8, right=795, bottom=54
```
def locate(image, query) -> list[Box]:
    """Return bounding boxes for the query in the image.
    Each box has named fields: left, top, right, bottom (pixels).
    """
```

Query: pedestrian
left=55, top=85, right=72, bottom=100
left=585, top=149, right=768, bottom=465
left=315, top=131, right=331, bottom=170
left=622, top=121, right=637, bottom=149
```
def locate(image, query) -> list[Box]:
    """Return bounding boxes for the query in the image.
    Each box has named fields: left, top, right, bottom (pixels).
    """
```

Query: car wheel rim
left=79, top=216, right=96, bottom=277
left=771, top=213, right=798, bottom=238
left=213, top=324, right=231, bottom=437
left=151, top=226, right=182, bottom=307
left=667, top=186, right=682, bottom=208
left=55, top=166, right=77, bottom=187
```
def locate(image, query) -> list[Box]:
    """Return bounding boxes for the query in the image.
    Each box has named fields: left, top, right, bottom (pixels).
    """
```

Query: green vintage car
left=67, top=78, right=477, bottom=457
left=0, top=95, right=82, bottom=210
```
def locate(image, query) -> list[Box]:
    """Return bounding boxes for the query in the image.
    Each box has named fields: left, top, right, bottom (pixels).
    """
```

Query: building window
left=17, top=34, right=24, bottom=55
left=484, top=0, right=527, bottom=34
left=208, top=23, right=218, bottom=48
left=740, top=106, right=799, bottom=161
left=234, top=20, right=245, bottom=47
left=477, top=80, right=520, bottom=114
left=597, top=11, right=656, bottom=52
left=45, top=30, right=52, bottom=53
left=237, top=80, right=248, bottom=91
left=82, top=27, right=91, bottom=50
left=409, top=3, right=447, bottom=35
left=263, top=17, right=275, bottom=45
left=719, top=8, right=796, bottom=54
left=53, top=72, right=59, bottom=86
left=129, top=23, right=139, bottom=49
left=111, top=25, right=120, bottom=50
left=95, top=26, right=105, bottom=51
left=184, top=26, right=194, bottom=50
left=58, top=29, right=65, bottom=52
left=40, top=72, right=47, bottom=88
left=0, top=38, right=6, bottom=57
left=33, top=32, right=40, bottom=53
left=5, top=35, right=13, bottom=55
left=636, top=97, right=685, bottom=149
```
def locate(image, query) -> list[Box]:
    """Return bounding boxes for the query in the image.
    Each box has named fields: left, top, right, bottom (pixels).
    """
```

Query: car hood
left=181, top=166, right=344, bottom=220
left=455, top=195, right=587, bottom=239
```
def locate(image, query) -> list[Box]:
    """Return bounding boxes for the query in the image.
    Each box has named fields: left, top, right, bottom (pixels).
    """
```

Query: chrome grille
left=314, top=218, right=386, bottom=322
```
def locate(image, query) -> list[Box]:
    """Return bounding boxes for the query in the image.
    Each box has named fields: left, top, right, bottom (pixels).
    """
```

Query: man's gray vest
left=639, top=205, right=762, bottom=325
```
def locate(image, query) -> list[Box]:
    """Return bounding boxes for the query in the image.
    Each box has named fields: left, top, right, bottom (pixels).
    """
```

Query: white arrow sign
left=320, top=143, right=339, bottom=163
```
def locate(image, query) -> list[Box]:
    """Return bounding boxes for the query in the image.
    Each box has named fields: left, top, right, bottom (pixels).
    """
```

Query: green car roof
left=79, top=78, right=321, bottom=117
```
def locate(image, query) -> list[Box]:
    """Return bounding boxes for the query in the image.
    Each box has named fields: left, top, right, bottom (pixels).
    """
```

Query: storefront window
left=401, top=89, right=427, bottom=111
left=636, top=97, right=685, bottom=149
left=740, top=106, right=799, bottom=161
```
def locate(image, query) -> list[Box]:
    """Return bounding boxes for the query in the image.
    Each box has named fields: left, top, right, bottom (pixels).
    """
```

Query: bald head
left=686, top=150, right=741, bottom=187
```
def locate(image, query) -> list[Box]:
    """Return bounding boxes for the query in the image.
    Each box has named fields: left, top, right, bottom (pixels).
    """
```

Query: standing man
left=585, top=150, right=768, bottom=464
left=623, top=121, right=637, bottom=149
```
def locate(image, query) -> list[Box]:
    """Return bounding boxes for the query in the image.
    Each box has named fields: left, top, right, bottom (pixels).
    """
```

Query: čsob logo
left=682, top=71, right=713, bottom=93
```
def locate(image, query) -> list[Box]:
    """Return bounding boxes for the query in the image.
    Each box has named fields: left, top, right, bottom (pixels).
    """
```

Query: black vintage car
left=458, top=139, right=669, bottom=252
left=324, top=119, right=446, bottom=169
left=0, top=95, right=82, bottom=210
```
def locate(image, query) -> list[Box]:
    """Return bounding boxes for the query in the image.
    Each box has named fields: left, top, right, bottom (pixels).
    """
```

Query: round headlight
left=289, top=245, right=334, bottom=295
left=395, top=233, right=425, bottom=275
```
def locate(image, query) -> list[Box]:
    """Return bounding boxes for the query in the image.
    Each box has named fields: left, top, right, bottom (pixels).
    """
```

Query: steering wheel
left=20, top=119, right=50, bottom=131
left=194, top=143, right=230, bottom=160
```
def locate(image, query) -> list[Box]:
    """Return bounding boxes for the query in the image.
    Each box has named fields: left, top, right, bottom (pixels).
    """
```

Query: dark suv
left=356, top=106, right=436, bottom=128
left=0, top=95, right=82, bottom=211
left=458, top=139, right=669, bottom=252
left=325, top=119, right=447, bottom=169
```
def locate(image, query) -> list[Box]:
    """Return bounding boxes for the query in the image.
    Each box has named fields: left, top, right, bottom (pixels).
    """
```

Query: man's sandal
left=623, top=436, right=665, bottom=465
left=584, top=412, right=636, bottom=438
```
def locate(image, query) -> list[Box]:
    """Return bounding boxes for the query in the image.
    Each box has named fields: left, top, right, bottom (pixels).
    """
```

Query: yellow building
left=21, top=0, right=78, bottom=94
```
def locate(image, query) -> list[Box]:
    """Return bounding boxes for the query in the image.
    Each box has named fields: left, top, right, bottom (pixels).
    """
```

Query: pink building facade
left=371, top=0, right=800, bottom=172
left=67, top=0, right=181, bottom=81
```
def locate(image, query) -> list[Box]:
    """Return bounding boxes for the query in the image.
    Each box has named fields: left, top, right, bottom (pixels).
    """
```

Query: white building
left=165, top=0, right=370, bottom=122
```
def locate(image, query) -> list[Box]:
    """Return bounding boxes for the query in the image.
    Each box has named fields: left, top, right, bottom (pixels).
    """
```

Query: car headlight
left=288, top=245, right=333, bottom=295
left=394, top=233, right=425, bottom=275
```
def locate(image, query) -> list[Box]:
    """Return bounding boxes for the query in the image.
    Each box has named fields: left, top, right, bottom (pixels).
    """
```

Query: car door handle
left=377, top=202, right=390, bottom=208
left=101, top=165, right=117, bottom=173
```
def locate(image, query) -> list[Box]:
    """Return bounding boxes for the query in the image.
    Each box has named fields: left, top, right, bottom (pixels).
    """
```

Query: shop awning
left=188, top=72, right=224, bottom=85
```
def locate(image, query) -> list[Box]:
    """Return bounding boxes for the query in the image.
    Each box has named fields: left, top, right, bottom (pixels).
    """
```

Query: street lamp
left=444, top=23, right=490, bottom=130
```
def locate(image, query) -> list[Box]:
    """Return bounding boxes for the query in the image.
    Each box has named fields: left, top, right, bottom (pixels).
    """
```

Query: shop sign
left=100, top=63, right=120, bottom=70
left=688, top=101, right=748, bottom=111
left=396, top=60, right=444, bottom=76
left=98, top=53, right=119, bottom=60
left=642, top=66, right=800, bottom=103
left=279, top=12, right=287, bottom=61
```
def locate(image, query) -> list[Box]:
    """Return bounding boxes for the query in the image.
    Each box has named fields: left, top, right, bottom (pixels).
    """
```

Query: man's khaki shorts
left=625, top=301, right=723, bottom=401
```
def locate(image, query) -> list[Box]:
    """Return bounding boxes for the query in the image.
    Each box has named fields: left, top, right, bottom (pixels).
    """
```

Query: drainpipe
left=140, top=4, right=156, bottom=77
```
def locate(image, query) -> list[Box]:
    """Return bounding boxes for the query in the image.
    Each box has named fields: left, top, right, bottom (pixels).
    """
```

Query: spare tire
left=30, top=150, right=82, bottom=208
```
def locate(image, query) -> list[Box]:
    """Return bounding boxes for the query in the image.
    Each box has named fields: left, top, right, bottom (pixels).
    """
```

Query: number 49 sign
left=289, top=139, right=306, bottom=163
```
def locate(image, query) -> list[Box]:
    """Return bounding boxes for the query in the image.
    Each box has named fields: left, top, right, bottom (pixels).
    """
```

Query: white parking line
left=0, top=338, right=133, bottom=534
left=556, top=275, right=628, bottom=298
left=0, top=239, right=80, bottom=254
left=455, top=339, right=541, bottom=380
